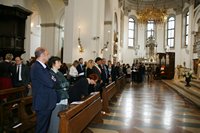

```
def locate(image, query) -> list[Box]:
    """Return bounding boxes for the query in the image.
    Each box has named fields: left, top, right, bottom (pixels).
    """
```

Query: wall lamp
left=101, top=41, right=109, bottom=53
left=78, top=27, right=84, bottom=52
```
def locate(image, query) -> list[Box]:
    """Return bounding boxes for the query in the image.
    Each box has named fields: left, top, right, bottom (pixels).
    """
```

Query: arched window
left=147, top=20, right=155, bottom=38
left=167, top=16, right=175, bottom=48
left=185, top=11, right=189, bottom=46
left=128, top=18, right=135, bottom=47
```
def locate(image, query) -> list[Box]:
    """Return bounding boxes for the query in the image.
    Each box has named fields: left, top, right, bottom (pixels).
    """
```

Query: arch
left=129, top=15, right=138, bottom=23
left=193, top=6, right=200, bottom=32
left=35, top=0, right=54, bottom=23
left=56, top=7, right=65, bottom=27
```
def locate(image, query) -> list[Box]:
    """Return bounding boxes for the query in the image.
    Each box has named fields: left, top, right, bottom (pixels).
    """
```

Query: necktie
left=104, top=65, right=108, bottom=78
left=81, top=64, right=83, bottom=71
left=17, top=65, right=22, bottom=81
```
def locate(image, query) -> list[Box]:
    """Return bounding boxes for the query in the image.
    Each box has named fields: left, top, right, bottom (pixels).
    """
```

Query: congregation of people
left=0, top=47, right=154, bottom=133
left=0, top=47, right=126, bottom=133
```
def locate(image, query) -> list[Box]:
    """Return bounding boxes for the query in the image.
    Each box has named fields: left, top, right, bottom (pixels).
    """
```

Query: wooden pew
left=0, top=86, right=26, bottom=99
left=0, top=87, right=35, bottom=133
left=102, top=82, right=117, bottom=113
left=20, top=96, right=36, bottom=132
left=59, top=92, right=103, bottom=133
left=116, top=76, right=126, bottom=92
left=0, top=86, right=26, bottom=133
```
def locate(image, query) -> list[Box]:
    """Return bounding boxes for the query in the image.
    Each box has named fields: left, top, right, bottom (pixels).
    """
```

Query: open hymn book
left=70, top=101, right=84, bottom=105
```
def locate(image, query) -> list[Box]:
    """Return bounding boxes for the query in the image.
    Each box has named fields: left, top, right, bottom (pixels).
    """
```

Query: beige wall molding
left=104, top=21, right=112, bottom=25
left=40, top=23, right=63, bottom=29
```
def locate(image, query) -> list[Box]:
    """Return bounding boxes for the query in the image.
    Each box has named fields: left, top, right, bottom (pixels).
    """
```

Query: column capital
left=63, top=0, right=69, bottom=6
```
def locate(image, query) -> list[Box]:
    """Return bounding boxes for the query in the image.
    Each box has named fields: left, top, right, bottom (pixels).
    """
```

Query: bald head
left=35, top=47, right=49, bottom=63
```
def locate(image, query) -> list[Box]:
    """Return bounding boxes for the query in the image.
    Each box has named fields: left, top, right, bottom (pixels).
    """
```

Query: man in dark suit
left=101, top=58, right=109, bottom=85
left=12, top=57, right=31, bottom=90
left=76, top=58, right=85, bottom=77
left=92, top=57, right=103, bottom=96
left=31, top=47, right=57, bottom=133
left=92, top=57, right=102, bottom=82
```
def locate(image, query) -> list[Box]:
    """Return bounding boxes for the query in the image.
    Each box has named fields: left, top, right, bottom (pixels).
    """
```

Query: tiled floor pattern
left=89, top=81, right=200, bottom=133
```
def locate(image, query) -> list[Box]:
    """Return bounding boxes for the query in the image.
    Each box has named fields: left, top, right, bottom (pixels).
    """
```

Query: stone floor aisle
left=89, top=81, right=200, bottom=133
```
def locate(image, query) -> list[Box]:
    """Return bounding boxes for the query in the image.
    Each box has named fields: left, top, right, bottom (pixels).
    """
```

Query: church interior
left=1, top=0, right=200, bottom=132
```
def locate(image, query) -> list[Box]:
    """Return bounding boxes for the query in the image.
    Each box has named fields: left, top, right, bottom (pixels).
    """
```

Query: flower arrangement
left=182, top=70, right=193, bottom=78
left=182, top=70, right=193, bottom=87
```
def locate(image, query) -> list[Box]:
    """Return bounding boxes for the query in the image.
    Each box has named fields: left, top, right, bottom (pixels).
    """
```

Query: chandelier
left=137, top=6, right=167, bottom=24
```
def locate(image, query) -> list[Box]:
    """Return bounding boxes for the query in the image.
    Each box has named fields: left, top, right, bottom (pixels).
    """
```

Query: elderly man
left=30, top=47, right=57, bottom=133
left=12, top=57, right=30, bottom=88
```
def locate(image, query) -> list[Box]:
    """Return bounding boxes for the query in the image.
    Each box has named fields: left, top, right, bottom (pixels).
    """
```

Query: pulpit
left=0, top=4, right=32, bottom=58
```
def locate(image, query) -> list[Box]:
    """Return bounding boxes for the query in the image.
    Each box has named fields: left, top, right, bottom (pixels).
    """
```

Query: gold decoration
left=78, top=27, right=84, bottom=53
left=78, top=37, right=84, bottom=53
left=137, top=6, right=167, bottom=24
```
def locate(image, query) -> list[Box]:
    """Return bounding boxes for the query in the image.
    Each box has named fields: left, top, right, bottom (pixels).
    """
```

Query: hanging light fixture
left=136, top=0, right=167, bottom=24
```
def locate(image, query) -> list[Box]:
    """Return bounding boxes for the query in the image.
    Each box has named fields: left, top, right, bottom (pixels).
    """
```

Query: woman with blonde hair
left=86, top=59, right=95, bottom=77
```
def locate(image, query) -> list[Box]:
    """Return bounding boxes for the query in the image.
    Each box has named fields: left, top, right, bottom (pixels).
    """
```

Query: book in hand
left=90, top=92, right=99, bottom=95
left=70, top=101, right=84, bottom=105
left=78, top=72, right=84, bottom=76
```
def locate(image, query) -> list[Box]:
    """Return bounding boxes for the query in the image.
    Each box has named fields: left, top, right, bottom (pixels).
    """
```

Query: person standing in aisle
left=31, top=47, right=57, bottom=133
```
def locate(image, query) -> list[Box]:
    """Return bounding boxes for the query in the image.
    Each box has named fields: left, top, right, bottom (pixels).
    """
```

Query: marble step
left=162, top=80, right=200, bottom=107
left=191, top=79, right=200, bottom=84
left=179, top=80, right=200, bottom=90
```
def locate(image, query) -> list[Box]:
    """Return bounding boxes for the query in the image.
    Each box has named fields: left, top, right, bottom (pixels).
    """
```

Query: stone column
left=63, top=0, right=74, bottom=63
left=189, top=3, right=194, bottom=69
left=23, top=16, right=32, bottom=60
left=40, top=23, right=62, bottom=56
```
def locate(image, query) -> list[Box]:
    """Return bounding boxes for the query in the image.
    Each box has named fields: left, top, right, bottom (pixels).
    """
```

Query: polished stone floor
left=89, top=81, right=200, bottom=133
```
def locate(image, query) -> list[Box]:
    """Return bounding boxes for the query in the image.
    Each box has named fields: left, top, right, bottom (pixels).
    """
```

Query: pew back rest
left=0, top=86, right=26, bottom=98
left=20, top=96, right=35, bottom=121
left=0, top=98, right=22, bottom=130
left=116, top=77, right=122, bottom=90
left=103, top=82, right=116, bottom=100
left=0, top=87, right=26, bottom=130
left=59, top=92, right=102, bottom=133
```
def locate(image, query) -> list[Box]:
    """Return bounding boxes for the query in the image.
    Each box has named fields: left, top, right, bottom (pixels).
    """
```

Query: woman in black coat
left=68, top=74, right=99, bottom=103
left=48, top=56, right=70, bottom=133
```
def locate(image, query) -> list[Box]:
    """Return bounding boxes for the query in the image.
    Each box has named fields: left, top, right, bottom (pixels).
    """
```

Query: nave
left=89, top=81, right=200, bottom=133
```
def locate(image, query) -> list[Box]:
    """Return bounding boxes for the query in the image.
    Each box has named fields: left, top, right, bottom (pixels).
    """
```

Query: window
left=147, top=20, right=155, bottom=38
left=128, top=18, right=135, bottom=47
left=167, top=16, right=175, bottom=48
left=185, top=11, right=189, bottom=46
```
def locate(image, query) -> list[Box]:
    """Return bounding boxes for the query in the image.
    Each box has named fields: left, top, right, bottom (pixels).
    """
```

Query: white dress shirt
left=69, top=65, right=78, bottom=77
left=37, top=60, right=46, bottom=68
left=17, top=64, right=22, bottom=81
